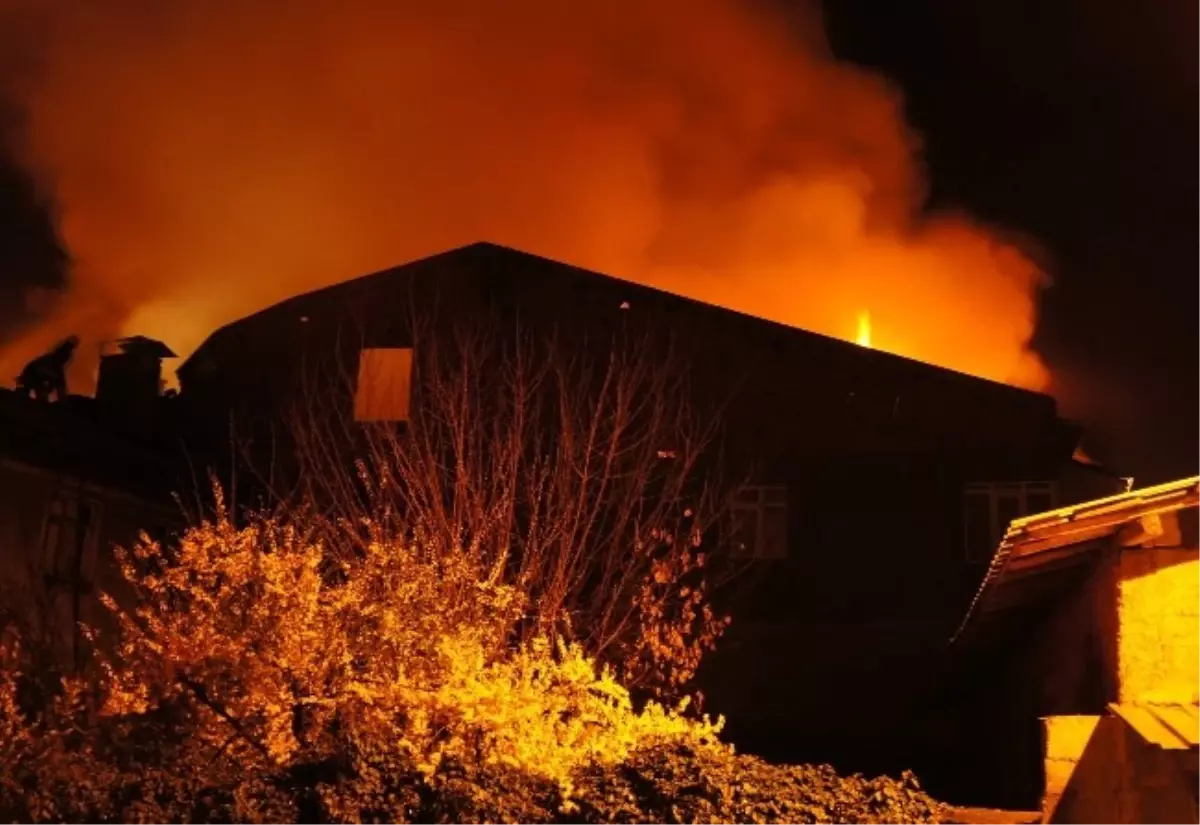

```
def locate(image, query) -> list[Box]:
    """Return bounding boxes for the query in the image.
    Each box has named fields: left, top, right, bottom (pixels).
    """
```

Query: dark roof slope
left=181, top=241, right=1059, bottom=409
left=0, top=389, right=182, bottom=502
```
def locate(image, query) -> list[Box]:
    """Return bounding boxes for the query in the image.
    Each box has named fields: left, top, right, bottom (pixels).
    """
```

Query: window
left=41, top=494, right=101, bottom=583
left=353, top=347, right=413, bottom=422
left=963, top=481, right=1058, bottom=563
left=731, top=485, right=789, bottom=559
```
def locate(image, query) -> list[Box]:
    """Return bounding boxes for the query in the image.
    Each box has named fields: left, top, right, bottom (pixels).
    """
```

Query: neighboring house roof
left=950, top=476, right=1200, bottom=653
left=0, top=389, right=181, bottom=502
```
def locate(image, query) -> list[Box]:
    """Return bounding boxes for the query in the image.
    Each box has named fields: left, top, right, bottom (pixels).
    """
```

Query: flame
left=0, top=0, right=1050, bottom=392
left=856, top=312, right=872, bottom=348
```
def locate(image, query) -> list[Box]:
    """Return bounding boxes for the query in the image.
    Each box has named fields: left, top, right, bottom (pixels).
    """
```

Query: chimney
left=96, top=336, right=177, bottom=408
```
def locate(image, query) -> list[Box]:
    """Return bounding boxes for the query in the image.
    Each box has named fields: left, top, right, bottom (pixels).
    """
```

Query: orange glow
left=0, top=0, right=1049, bottom=391
left=856, top=312, right=872, bottom=348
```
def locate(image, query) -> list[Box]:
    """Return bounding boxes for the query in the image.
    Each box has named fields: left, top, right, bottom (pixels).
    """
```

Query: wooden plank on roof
left=1152, top=705, right=1200, bottom=748
left=1008, top=526, right=1121, bottom=558
left=951, top=478, right=1200, bottom=653
left=1110, top=704, right=1199, bottom=750
left=1006, top=479, right=1200, bottom=551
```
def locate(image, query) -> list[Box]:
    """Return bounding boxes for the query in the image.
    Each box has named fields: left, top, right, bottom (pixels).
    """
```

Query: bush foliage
left=0, top=501, right=944, bottom=823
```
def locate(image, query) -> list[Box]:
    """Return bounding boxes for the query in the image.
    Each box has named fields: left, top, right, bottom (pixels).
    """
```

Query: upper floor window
left=41, top=494, right=102, bottom=584
left=963, top=481, right=1057, bottom=563
left=731, top=485, right=789, bottom=559
left=354, top=347, right=413, bottom=422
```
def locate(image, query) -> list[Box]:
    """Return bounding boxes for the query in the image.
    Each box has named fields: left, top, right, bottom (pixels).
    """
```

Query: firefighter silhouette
left=16, top=335, right=80, bottom=402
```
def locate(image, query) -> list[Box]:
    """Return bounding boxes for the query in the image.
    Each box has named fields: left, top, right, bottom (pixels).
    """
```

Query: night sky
left=824, top=0, right=1197, bottom=484
left=0, top=0, right=1195, bottom=483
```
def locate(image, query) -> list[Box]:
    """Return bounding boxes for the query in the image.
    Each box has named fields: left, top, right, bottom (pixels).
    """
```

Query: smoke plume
left=0, top=0, right=1049, bottom=390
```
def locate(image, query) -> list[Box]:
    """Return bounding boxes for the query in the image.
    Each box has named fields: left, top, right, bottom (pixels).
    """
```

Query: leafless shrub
left=285, top=311, right=745, bottom=698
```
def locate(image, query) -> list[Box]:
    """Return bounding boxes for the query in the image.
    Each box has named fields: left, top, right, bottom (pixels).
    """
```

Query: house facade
left=0, top=342, right=183, bottom=667
left=175, top=242, right=1110, bottom=782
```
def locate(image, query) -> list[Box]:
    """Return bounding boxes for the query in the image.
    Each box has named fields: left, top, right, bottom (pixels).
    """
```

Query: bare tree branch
left=281, top=308, right=748, bottom=696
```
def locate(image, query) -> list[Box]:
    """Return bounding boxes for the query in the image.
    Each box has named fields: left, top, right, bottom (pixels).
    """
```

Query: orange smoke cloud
left=0, top=0, right=1049, bottom=390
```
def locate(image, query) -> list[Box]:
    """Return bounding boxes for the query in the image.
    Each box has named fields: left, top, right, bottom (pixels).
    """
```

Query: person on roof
left=16, top=335, right=79, bottom=402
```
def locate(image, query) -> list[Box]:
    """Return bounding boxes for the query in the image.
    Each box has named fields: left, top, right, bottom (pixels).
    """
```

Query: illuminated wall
left=1114, top=546, right=1200, bottom=705
left=1041, top=508, right=1199, bottom=823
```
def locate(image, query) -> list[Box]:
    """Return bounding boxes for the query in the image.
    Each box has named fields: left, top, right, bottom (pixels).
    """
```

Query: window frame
left=40, top=492, right=103, bottom=585
left=962, top=480, right=1058, bottom=563
left=353, top=346, right=414, bottom=423
left=730, top=484, right=789, bottom=560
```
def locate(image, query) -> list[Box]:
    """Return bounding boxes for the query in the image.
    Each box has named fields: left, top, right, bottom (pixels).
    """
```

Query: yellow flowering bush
left=414, top=635, right=722, bottom=786
left=0, top=493, right=727, bottom=821
left=0, top=494, right=949, bottom=824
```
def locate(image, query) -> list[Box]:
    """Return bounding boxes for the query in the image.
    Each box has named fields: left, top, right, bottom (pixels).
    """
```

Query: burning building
left=173, top=241, right=1116, bottom=785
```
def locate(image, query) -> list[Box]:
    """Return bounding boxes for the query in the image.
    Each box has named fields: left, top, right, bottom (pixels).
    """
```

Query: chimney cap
left=106, top=335, right=177, bottom=359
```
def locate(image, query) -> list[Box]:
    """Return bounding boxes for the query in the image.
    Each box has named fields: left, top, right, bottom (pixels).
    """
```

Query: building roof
left=181, top=241, right=1061, bottom=405
left=177, top=242, right=1079, bottom=465
left=0, top=388, right=182, bottom=503
left=950, top=476, right=1200, bottom=653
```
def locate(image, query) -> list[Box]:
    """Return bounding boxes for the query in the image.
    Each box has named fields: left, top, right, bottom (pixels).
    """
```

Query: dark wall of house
left=692, top=460, right=983, bottom=785
left=924, top=538, right=1129, bottom=809
left=176, top=243, right=1082, bottom=786
left=178, top=241, right=1074, bottom=500
left=0, top=458, right=176, bottom=666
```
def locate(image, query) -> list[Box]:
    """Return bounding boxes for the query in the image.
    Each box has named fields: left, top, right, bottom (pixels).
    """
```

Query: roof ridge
left=178, top=243, right=1066, bottom=406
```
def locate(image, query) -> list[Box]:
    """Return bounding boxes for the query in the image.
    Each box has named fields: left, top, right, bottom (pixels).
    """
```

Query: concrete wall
left=1037, top=508, right=1199, bottom=823
left=1042, top=713, right=1198, bottom=824
left=1041, top=714, right=1113, bottom=825
left=1024, top=513, right=1199, bottom=715
left=1115, top=546, right=1200, bottom=704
